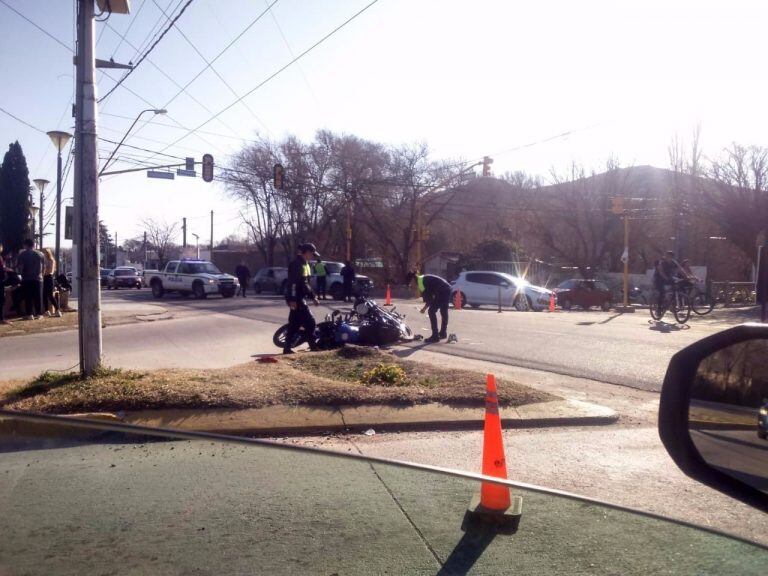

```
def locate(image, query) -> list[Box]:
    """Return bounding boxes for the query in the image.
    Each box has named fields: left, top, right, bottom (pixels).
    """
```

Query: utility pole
left=182, top=217, right=187, bottom=249
left=74, top=0, right=131, bottom=376
left=114, top=232, right=118, bottom=267
left=74, top=0, right=100, bottom=375
left=33, top=179, right=49, bottom=248
left=210, top=210, right=214, bottom=255
left=143, top=231, right=147, bottom=270
left=346, top=201, right=352, bottom=262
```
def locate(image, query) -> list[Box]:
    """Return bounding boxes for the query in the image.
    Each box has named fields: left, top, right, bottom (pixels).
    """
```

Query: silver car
left=450, top=271, right=552, bottom=311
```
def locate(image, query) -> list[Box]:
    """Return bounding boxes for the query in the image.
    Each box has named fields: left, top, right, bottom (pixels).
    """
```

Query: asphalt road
left=690, top=428, right=768, bottom=493
left=3, top=289, right=756, bottom=389
left=1, top=428, right=765, bottom=575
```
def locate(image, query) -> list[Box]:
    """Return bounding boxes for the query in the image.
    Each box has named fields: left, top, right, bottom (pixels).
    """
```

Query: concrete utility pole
left=143, top=231, right=147, bottom=269
left=33, top=179, right=49, bottom=248
left=74, top=0, right=130, bottom=375
left=182, top=217, right=187, bottom=248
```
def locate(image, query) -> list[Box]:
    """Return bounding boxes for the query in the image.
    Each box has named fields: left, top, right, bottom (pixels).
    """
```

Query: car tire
left=563, top=299, right=572, bottom=310
left=514, top=295, right=531, bottom=311
left=151, top=281, right=164, bottom=299
left=254, top=282, right=262, bottom=294
left=330, top=283, right=344, bottom=301
left=601, top=300, right=611, bottom=311
left=193, top=282, right=207, bottom=300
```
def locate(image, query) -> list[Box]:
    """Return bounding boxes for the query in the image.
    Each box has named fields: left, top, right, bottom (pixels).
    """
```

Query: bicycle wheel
left=649, top=292, right=665, bottom=320
left=691, top=291, right=714, bottom=315
left=673, top=292, right=692, bottom=324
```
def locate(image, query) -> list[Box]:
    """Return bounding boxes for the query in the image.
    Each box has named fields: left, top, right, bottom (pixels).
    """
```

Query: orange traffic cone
left=385, top=284, right=392, bottom=306
left=549, top=292, right=556, bottom=312
left=463, top=373, right=523, bottom=533
left=454, top=289, right=462, bottom=310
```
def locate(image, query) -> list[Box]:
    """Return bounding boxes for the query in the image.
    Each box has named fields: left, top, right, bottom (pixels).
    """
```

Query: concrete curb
left=1, top=399, right=618, bottom=440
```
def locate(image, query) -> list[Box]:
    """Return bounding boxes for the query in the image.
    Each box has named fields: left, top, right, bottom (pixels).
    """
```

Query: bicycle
left=688, top=285, right=714, bottom=316
left=650, top=280, right=692, bottom=324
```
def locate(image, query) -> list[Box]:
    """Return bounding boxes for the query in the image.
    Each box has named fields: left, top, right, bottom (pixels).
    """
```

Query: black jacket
left=234, top=264, right=250, bottom=280
left=341, top=264, right=355, bottom=285
left=421, top=274, right=451, bottom=304
left=285, top=255, right=315, bottom=305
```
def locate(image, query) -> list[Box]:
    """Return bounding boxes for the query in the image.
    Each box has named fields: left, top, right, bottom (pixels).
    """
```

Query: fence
left=710, top=282, right=756, bottom=307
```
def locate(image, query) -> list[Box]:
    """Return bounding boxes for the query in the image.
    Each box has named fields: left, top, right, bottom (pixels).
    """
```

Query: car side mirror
left=659, top=323, right=768, bottom=513
left=500, top=282, right=510, bottom=288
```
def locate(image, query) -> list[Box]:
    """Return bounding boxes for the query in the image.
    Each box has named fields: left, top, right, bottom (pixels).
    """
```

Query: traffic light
left=202, top=154, right=214, bottom=183
left=610, top=197, right=625, bottom=215
left=273, top=163, right=285, bottom=190
left=482, top=156, right=494, bottom=177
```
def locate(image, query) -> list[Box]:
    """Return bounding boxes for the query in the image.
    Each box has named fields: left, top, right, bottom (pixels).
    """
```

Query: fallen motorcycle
left=272, top=296, right=414, bottom=351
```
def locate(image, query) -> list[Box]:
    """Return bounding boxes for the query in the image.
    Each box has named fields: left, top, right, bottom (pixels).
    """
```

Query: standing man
left=235, top=260, right=251, bottom=298
left=315, top=258, right=327, bottom=300
left=17, top=239, right=44, bottom=320
left=408, top=271, right=451, bottom=343
left=0, top=242, right=11, bottom=325
left=283, top=243, right=320, bottom=354
left=341, top=260, right=356, bottom=302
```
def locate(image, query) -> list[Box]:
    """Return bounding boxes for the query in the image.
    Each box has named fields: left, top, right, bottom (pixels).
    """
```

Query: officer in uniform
left=407, top=271, right=451, bottom=343
left=314, top=258, right=327, bottom=300
left=284, top=243, right=320, bottom=354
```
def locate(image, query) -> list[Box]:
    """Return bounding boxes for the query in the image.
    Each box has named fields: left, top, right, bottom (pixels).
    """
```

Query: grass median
left=0, top=346, right=556, bottom=414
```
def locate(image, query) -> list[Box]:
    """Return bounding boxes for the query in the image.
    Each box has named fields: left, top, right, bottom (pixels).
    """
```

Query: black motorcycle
left=272, top=296, right=414, bottom=351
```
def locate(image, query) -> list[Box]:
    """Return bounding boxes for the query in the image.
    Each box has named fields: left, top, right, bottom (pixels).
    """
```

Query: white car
left=148, top=260, right=239, bottom=299
left=450, top=271, right=552, bottom=311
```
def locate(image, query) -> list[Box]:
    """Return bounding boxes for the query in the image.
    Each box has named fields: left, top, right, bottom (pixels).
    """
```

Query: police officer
left=407, top=271, right=451, bottom=343
left=284, top=243, right=320, bottom=354
left=314, top=258, right=327, bottom=300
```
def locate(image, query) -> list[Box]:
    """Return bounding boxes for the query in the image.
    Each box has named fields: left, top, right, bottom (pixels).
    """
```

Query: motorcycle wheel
left=273, top=324, right=305, bottom=349
left=399, top=323, right=415, bottom=341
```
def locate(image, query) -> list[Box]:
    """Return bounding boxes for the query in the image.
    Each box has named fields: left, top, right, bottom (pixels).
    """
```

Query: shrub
left=361, top=363, right=407, bottom=387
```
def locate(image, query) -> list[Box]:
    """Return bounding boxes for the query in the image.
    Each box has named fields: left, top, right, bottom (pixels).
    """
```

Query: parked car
left=99, top=268, right=111, bottom=288
left=107, top=267, right=142, bottom=290
left=253, top=267, right=288, bottom=295
left=555, top=279, right=612, bottom=311
left=148, top=260, right=239, bottom=299
left=450, top=271, right=552, bottom=311
left=310, top=261, right=373, bottom=300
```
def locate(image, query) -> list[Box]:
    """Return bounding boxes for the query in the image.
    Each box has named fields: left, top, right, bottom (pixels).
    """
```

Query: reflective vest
left=416, top=275, right=425, bottom=294
left=315, top=262, right=327, bottom=277
left=302, top=262, right=312, bottom=279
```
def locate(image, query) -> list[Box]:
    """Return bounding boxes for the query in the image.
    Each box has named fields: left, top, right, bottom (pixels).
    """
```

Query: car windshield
left=186, top=262, right=221, bottom=274
left=1, top=414, right=764, bottom=575
left=113, top=269, right=135, bottom=276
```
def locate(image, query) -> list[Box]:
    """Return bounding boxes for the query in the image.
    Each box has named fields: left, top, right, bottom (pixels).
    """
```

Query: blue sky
left=2, top=0, right=767, bottom=249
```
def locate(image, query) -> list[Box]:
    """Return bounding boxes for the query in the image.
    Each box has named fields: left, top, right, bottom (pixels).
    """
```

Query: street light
left=33, top=178, right=50, bottom=248
left=99, top=108, right=167, bottom=176
left=191, top=233, right=200, bottom=259
left=46, top=131, right=72, bottom=267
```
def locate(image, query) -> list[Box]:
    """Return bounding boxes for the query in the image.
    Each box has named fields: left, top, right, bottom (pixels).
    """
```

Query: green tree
left=0, top=141, right=32, bottom=254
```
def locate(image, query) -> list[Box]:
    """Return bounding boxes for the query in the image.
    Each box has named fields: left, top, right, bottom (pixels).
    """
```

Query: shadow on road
left=648, top=320, right=691, bottom=333
left=437, top=529, right=496, bottom=575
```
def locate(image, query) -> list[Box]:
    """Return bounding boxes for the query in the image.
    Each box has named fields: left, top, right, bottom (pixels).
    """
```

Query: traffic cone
left=454, top=289, right=462, bottom=310
left=463, top=373, right=523, bottom=533
left=385, top=284, right=392, bottom=306
left=549, top=292, right=556, bottom=312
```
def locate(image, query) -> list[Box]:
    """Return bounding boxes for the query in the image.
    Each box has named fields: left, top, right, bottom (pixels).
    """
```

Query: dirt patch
left=0, top=347, right=556, bottom=414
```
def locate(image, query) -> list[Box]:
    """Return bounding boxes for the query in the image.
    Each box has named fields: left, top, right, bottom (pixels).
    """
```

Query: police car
left=148, top=259, right=239, bottom=299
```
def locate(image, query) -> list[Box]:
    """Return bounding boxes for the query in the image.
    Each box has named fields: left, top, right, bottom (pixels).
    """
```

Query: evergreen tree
left=0, top=141, right=32, bottom=254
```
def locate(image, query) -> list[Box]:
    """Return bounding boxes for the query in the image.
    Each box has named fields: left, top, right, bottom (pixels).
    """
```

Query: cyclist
left=653, top=251, right=682, bottom=311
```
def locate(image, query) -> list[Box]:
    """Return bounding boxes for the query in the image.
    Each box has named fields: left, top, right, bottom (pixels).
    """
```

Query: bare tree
left=141, top=218, right=179, bottom=267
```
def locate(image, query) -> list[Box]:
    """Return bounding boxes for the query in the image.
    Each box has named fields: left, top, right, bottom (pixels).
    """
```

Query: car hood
left=199, top=273, right=236, bottom=281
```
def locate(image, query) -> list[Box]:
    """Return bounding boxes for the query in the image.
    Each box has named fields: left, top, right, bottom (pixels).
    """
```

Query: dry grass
left=0, top=347, right=556, bottom=414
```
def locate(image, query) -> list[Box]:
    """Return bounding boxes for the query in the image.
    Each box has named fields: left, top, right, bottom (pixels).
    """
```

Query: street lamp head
left=33, top=178, right=50, bottom=193
left=153, top=109, right=168, bottom=115
left=46, top=130, right=73, bottom=152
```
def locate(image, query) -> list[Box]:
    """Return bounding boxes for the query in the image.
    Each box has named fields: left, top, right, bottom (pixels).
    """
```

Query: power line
left=99, top=0, right=196, bottom=103
left=0, top=105, right=46, bottom=133
left=151, top=0, right=381, bottom=157
left=97, top=137, right=187, bottom=160
left=0, top=0, right=73, bottom=52
left=108, top=0, right=148, bottom=58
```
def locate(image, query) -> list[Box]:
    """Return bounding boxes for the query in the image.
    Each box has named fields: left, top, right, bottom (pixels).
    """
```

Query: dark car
left=99, top=268, right=111, bottom=288
left=555, top=279, right=612, bottom=311
left=107, top=267, right=142, bottom=290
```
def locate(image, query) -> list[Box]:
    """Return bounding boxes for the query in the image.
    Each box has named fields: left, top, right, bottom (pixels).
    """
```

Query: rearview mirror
left=659, top=324, right=768, bottom=512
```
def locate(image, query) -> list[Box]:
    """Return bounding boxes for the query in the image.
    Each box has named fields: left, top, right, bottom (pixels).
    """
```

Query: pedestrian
left=283, top=243, right=320, bottom=354
left=41, top=248, right=62, bottom=317
left=315, top=258, right=327, bottom=300
left=0, top=242, right=11, bottom=325
left=341, top=260, right=356, bottom=302
left=407, top=271, right=451, bottom=343
left=16, top=239, right=45, bottom=320
left=235, top=260, right=251, bottom=298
